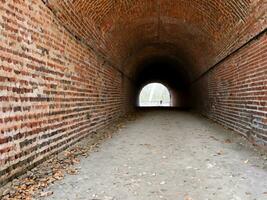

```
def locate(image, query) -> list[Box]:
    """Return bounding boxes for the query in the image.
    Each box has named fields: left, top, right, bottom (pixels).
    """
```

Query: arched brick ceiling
left=45, top=0, right=267, bottom=81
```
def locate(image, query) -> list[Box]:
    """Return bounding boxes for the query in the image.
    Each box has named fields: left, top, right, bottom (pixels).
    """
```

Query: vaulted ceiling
left=45, top=0, right=266, bottom=81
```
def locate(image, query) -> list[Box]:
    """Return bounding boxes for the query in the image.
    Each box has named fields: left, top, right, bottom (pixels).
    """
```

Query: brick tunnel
left=0, top=0, right=267, bottom=199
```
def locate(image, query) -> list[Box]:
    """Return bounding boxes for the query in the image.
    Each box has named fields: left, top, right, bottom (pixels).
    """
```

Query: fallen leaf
left=66, top=168, right=78, bottom=175
left=224, top=139, right=232, bottom=143
left=71, top=158, right=80, bottom=164
left=210, top=136, right=219, bottom=141
left=40, top=191, right=53, bottom=197
left=53, top=171, right=64, bottom=180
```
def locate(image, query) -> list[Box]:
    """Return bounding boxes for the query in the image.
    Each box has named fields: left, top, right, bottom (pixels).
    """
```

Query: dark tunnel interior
left=133, top=56, right=191, bottom=108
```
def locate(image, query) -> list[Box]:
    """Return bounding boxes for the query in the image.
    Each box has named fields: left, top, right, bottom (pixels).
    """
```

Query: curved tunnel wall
left=0, top=1, right=131, bottom=185
left=0, top=0, right=266, bottom=186
left=192, top=32, right=267, bottom=147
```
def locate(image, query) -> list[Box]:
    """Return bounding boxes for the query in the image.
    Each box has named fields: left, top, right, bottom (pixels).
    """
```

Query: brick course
left=45, top=0, right=267, bottom=79
left=0, top=0, right=266, bottom=186
left=0, top=0, right=130, bottom=185
left=192, top=32, right=267, bottom=147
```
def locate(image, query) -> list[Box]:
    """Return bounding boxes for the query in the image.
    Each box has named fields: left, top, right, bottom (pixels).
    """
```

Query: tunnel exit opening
left=138, top=82, right=171, bottom=107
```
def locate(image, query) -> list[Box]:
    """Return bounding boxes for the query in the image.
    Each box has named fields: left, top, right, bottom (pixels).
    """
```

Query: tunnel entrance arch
left=138, top=83, right=171, bottom=107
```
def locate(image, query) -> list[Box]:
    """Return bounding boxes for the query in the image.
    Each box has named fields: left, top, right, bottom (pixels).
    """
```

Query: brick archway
left=0, top=0, right=266, bottom=187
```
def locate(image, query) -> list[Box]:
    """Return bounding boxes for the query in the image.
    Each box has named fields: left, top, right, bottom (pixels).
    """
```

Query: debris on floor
left=0, top=114, right=138, bottom=200
left=0, top=111, right=266, bottom=200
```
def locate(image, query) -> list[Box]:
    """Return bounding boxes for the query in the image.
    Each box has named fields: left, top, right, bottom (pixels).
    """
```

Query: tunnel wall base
left=192, top=32, right=267, bottom=148
left=0, top=1, right=131, bottom=186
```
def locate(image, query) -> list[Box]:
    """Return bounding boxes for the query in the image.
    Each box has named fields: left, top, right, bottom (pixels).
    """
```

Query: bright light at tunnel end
left=139, top=83, right=171, bottom=107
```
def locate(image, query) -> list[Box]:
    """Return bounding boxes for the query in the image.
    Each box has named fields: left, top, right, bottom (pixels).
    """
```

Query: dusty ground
left=1, top=110, right=267, bottom=200
left=42, top=110, right=266, bottom=200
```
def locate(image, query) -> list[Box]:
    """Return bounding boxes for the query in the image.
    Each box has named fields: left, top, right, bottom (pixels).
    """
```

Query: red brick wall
left=192, top=32, right=267, bottom=147
left=0, top=0, right=266, bottom=187
left=0, top=0, right=131, bottom=185
left=45, top=0, right=266, bottom=80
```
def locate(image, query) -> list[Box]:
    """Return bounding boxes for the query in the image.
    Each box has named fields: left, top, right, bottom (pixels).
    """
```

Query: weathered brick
left=192, top=32, right=267, bottom=148
left=0, top=0, right=266, bottom=187
left=0, top=0, right=131, bottom=185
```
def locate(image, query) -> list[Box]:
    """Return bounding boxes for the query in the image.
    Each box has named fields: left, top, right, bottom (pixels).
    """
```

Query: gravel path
left=43, top=110, right=267, bottom=200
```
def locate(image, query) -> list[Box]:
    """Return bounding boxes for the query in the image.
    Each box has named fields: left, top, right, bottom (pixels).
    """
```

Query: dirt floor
left=1, top=110, right=267, bottom=200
